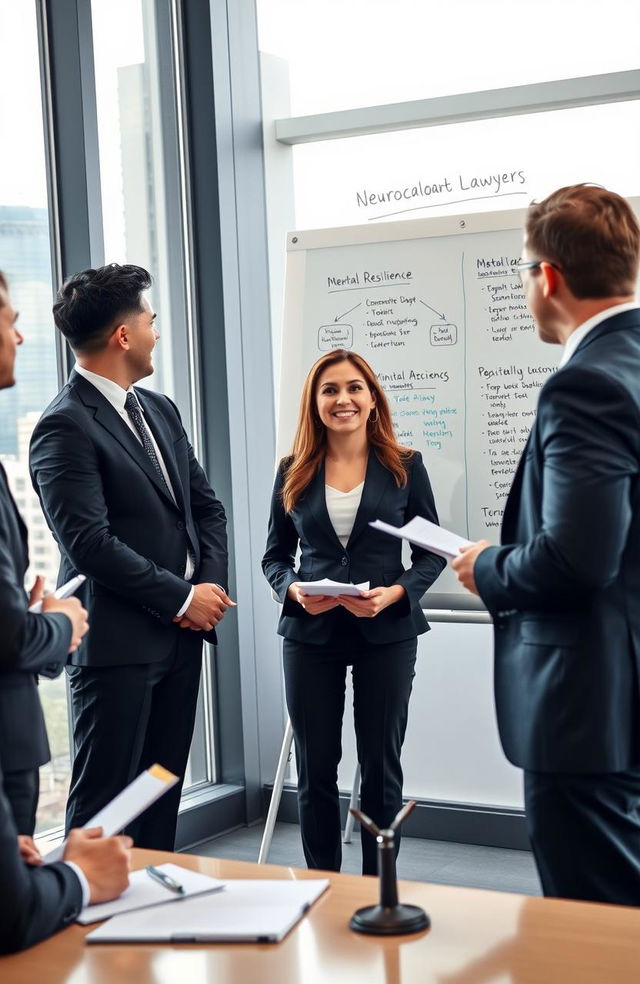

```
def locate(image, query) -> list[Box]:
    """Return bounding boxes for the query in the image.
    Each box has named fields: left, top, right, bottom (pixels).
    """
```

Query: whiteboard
left=278, top=204, right=640, bottom=610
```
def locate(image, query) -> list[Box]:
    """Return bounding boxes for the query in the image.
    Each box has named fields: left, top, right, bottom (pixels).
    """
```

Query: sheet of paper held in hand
left=369, top=516, right=472, bottom=559
left=296, top=578, right=370, bottom=597
left=43, top=764, right=178, bottom=864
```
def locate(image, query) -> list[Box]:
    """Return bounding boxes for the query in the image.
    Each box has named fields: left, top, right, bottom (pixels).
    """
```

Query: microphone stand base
left=349, top=903, right=430, bottom=936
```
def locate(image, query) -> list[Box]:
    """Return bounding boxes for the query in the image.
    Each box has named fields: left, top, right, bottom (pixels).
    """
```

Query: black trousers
left=3, top=768, right=39, bottom=836
left=524, top=766, right=640, bottom=905
left=65, top=633, right=202, bottom=850
left=283, top=635, right=417, bottom=875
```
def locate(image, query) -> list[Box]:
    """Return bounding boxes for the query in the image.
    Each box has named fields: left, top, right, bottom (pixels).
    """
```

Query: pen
left=145, top=865, right=185, bottom=895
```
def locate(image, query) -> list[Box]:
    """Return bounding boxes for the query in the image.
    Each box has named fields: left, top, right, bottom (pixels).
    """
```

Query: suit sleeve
left=475, top=366, right=640, bottom=613
left=262, top=462, right=300, bottom=613
left=0, top=503, right=71, bottom=676
left=393, top=451, right=446, bottom=612
left=30, top=410, right=190, bottom=619
left=0, top=770, right=82, bottom=954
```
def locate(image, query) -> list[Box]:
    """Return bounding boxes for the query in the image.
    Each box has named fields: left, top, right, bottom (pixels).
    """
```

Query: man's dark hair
left=526, top=184, right=640, bottom=299
left=53, top=263, right=152, bottom=353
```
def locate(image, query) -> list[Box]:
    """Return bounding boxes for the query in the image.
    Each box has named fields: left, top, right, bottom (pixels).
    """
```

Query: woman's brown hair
left=281, top=349, right=414, bottom=513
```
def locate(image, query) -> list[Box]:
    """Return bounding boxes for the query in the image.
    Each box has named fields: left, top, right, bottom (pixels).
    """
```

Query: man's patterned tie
left=124, top=392, right=172, bottom=498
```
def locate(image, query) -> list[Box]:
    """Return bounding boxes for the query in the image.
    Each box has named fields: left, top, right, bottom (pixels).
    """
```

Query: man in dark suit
left=453, top=185, right=640, bottom=905
left=0, top=271, right=131, bottom=955
left=0, top=755, right=131, bottom=955
left=30, top=264, right=232, bottom=850
left=0, top=272, right=88, bottom=841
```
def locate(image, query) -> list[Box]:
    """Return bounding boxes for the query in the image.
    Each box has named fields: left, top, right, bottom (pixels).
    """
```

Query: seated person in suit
left=0, top=756, right=131, bottom=955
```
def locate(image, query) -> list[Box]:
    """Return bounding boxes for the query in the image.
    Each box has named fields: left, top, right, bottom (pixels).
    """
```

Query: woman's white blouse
left=325, top=482, right=364, bottom=548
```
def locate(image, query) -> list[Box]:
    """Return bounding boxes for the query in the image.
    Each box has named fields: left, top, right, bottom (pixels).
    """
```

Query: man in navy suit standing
left=30, top=264, right=232, bottom=850
left=453, top=185, right=640, bottom=905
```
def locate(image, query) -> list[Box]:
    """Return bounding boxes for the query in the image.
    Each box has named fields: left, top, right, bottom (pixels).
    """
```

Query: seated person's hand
left=18, top=835, right=42, bottom=866
left=64, top=826, right=132, bottom=904
left=287, top=582, right=340, bottom=615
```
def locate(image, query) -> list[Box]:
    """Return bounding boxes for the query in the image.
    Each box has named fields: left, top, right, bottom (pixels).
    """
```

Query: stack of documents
left=369, top=516, right=471, bottom=559
left=296, top=578, right=369, bottom=597
left=85, top=878, right=330, bottom=944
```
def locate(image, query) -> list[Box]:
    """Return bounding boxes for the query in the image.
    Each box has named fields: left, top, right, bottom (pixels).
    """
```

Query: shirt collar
left=559, top=302, right=640, bottom=368
left=74, top=363, right=137, bottom=414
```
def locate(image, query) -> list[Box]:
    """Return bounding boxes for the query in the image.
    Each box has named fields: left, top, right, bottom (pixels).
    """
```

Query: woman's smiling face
left=315, top=359, right=375, bottom=436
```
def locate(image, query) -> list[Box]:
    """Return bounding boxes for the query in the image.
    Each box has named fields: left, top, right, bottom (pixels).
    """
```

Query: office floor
left=196, top=821, right=541, bottom=896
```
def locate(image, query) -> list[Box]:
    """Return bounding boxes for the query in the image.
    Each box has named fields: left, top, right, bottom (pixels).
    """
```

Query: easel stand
left=349, top=801, right=430, bottom=936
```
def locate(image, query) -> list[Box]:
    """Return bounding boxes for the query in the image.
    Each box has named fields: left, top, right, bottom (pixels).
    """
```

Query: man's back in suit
left=29, top=264, right=231, bottom=850
left=453, top=185, right=640, bottom=905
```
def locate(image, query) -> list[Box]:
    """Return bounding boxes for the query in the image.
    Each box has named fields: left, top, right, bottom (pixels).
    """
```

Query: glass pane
left=0, top=0, right=71, bottom=833
left=257, top=0, right=640, bottom=115
left=91, top=0, right=211, bottom=789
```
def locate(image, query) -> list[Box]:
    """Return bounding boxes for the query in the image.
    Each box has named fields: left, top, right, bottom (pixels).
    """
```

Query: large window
left=91, top=0, right=212, bottom=790
left=0, top=0, right=71, bottom=833
left=257, top=0, right=640, bottom=115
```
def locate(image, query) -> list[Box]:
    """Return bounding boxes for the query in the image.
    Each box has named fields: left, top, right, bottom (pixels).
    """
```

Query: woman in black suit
left=263, top=349, right=445, bottom=874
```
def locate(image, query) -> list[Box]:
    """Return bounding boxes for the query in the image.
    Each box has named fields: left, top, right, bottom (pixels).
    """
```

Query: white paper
left=44, top=765, right=178, bottom=864
left=78, top=863, right=224, bottom=924
left=296, top=578, right=369, bottom=597
left=28, top=574, right=87, bottom=612
left=86, top=878, right=330, bottom=944
left=369, top=516, right=472, bottom=559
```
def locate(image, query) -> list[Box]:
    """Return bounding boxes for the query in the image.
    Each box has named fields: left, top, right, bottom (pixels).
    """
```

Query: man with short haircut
left=30, top=264, right=231, bottom=850
left=453, top=185, right=640, bottom=905
left=0, top=272, right=130, bottom=955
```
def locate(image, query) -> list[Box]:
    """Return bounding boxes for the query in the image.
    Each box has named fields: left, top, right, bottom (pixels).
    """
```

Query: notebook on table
left=86, top=878, right=330, bottom=944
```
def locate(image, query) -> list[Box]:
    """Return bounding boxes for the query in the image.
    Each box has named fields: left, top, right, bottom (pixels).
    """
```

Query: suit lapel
left=135, top=390, right=186, bottom=514
left=501, top=429, right=532, bottom=541
left=302, top=461, right=346, bottom=554
left=71, top=372, right=179, bottom=510
left=347, top=451, right=391, bottom=549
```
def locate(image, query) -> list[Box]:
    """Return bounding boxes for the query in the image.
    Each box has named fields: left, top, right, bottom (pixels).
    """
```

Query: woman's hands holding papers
left=338, top=584, right=406, bottom=618
left=287, top=583, right=341, bottom=615
left=288, top=582, right=406, bottom=617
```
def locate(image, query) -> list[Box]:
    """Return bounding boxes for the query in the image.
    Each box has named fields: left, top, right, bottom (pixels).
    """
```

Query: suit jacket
left=474, top=308, right=640, bottom=773
left=0, top=464, right=71, bottom=772
left=0, top=759, right=82, bottom=954
left=29, top=371, right=228, bottom=666
left=262, top=449, right=446, bottom=645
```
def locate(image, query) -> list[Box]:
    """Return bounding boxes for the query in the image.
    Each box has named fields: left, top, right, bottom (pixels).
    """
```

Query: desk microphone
left=348, top=800, right=430, bottom=936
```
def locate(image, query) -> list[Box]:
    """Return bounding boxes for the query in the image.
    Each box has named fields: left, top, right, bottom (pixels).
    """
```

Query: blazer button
left=176, top=520, right=185, bottom=530
left=341, top=556, right=348, bottom=566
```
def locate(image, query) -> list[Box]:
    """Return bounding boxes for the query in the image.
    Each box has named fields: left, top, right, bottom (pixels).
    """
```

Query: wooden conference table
left=3, top=848, right=640, bottom=984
